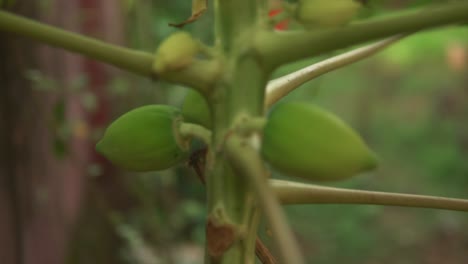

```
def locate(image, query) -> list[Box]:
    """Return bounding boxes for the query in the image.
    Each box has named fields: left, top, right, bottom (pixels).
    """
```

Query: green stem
left=234, top=116, right=267, bottom=136
left=214, top=0, right=257, bottom=54
left=0, top=10, right=154, bottom=75
left=271, top=180, right=468, bottom=212
left=225, top=135, right=305, bottom=264
left=265, top=34, right=406, bottom=109
left=178, top=122, right=212, bottom=146
left=162, top=59, right=223, bottom=94
left=205, top=57, right=268, bottom=264
left=204, top=1, right=273, bottom=263
left=256, top=2, right=468, bottom=67
left=0, top=10, right=217, bottom=92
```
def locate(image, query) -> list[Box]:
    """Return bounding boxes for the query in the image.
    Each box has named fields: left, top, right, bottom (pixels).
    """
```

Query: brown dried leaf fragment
left=169, top=0, right=207, bottom=28
left=206, top=218, right=236, bottom=258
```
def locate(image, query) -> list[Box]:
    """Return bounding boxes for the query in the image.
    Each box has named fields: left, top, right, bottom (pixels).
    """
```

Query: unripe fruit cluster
left=96, top=93, right=377, bottom=181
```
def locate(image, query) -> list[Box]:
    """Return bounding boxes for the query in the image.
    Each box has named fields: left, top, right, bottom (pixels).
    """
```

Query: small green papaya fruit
left=296, top=0, right=361, bottom=29
left=261, top=102, right=377, bottom=181
left=153, top=32, right=199, bottom=73
left=96, top=105, right=189, bottom=172
left=181, top=89, right=212, bottom=129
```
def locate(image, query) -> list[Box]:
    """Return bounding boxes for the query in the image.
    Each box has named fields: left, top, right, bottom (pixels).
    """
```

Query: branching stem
left=225, top=135, right=305, bottom=264
left=272, top=180, right=468, bottom=212
left=0, top=10, right=153, bottom=75
left=179, top=122, right=212, bottom=146
left=256, top=2, right=468, bottom=67
left=265, top=34, right=407, bottom=108
left=0, top=10, right=217, bottom=92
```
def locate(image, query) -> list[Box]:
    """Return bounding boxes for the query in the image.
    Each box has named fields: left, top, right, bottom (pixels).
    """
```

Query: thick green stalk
left=271, top=180, right=468, bottom=211
left=205, top=1, right=274, bottom=263
left=226, top=135, right=305, bottom=264
left=265, top=34, right=406, bottom=108
left=214, top=0, right=257, bottom=54
left=0, top=10, right=153, bottom=75
left=178, top=122, right=212, bottom=146
left=0, top=10, right=217, bottom=92
left=256, top=2, right=468, bottom=67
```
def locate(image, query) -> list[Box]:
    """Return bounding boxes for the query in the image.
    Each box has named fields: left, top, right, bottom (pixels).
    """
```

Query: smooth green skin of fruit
left=181, top=89, right=212, bottom=129
left=96, top=105, right=189, bottom=172
left=261, top=102, right=377, bottom=181
left=296, top=0, right=361, bottom=29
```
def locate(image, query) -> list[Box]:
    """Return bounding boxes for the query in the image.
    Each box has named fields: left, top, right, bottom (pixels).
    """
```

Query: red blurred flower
left=268, top=9, right=289, bottom=30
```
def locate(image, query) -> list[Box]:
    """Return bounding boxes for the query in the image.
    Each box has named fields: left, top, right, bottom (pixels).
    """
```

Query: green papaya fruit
left=296, top=0, right=361, bottom=29
left=96, top=105, right=190, bottom=172
left=261, top=102, right=377, bottom=181
left=181, top=89, right=212, bottom=129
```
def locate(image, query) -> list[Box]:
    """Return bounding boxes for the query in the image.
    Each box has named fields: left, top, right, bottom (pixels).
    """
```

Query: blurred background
left=0, top=0, right=467, bottom=263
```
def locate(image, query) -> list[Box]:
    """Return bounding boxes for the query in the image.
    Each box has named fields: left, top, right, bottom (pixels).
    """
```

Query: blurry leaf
left=169, top=0, right=207, bottom=28
left=38, top=0, right=53, bottom=14
left=24, top=69, right=58, bottom=91
left=90, top=126, right=105, bottom=142
left=50, top=98, right=69, bottom=158
left=121, top=0, right=136, bottom=13
left=1, top=0, right=16, bottom=8
left=116, top=223, right=160, bottom=264
left=53, top=137, right=68, bottom=158
left=81, top=91, right=97, bottom=112
left=73, top=119, right=89, bottom=140
left=380, top=28, right=468, bottom=68
left=53, top=99, right=66, bottom=123
left=57, top=122, right=72, bottom=139
left=108, top=77, right=130, bottom=96
left=181, top=200, right=205, bottom=219
left=306, top=75, right=324, bottom=98
left=87, top=163, right=103, bottom=177
left=70, top=74, right=89, bottom=92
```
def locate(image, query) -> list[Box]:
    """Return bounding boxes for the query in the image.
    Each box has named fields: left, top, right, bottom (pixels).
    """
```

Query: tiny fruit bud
left=153, top=32, right=199, bottom=73
left=296, top=0, right=361, bottom=29
left=96, top=105, right=190, bottom=172
left=261, top=102, right=377, bottom=181
left=181, top=89, right=212, bottom=129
